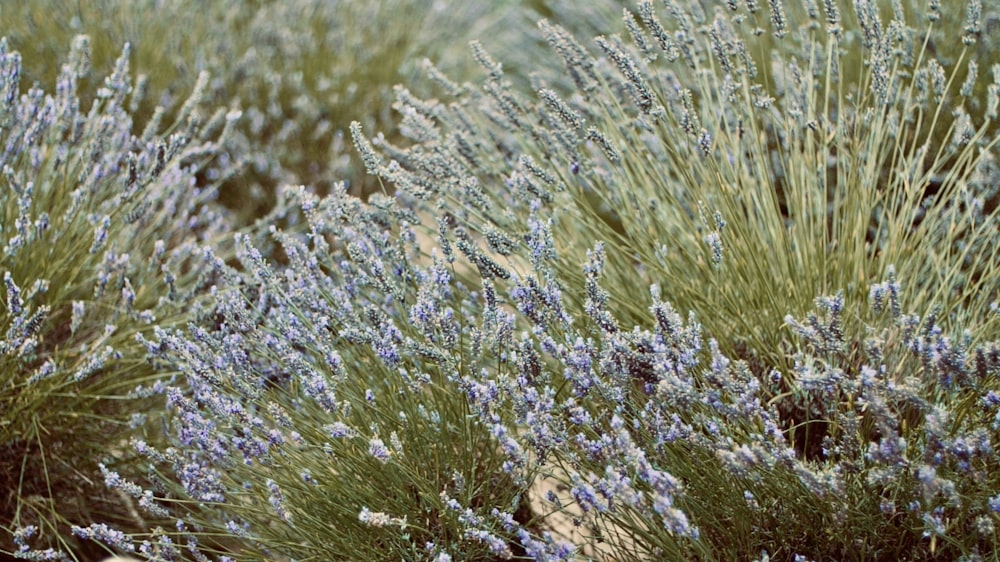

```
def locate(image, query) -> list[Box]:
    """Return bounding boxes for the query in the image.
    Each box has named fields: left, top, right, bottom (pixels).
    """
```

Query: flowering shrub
left=359, top=0, right=1000, bottom=370
left=343, top=0, right=1000, bottom=558
left=0, top=36, right=235, bottom=559
left=84, top=198, right=1000, bottom=559
left=82, top=185, right=576, bottom=561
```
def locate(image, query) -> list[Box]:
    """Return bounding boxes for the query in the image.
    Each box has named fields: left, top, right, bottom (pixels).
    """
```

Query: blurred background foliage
left=0, top=0, right=628, bottom=224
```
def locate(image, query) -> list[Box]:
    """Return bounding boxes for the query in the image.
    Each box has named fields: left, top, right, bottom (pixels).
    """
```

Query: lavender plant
left=506, top=261, right=1000, bottom=559
left=0, top=36, right=235, bottom=559
left=96, top=184, right=1000, bottom=558
left=354, top=0, right=1000, bottom=421
left=75, top=184, right=582, bottom=561
left=337, top=0, right=1000, bottom=558
left=42, top=0, right=1000, bottom=560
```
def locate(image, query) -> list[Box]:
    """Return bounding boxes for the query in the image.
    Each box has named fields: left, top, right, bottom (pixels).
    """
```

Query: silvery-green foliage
left=0, top=35, right=234, bottom=559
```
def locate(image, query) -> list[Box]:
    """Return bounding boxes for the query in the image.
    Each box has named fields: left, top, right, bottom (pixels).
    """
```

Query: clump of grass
left=0, top=36, right=235, bottom=559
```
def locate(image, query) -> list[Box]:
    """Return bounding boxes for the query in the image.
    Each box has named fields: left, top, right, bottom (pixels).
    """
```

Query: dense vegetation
left=2, top=1, right=999, bottom=560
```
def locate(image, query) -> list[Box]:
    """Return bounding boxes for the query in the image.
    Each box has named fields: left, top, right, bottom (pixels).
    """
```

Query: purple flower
left=71, top=523, right=135, bottom=552
left=369, top=437, right=391, bottom=463
left=4, top=271, right=22, bottom=315
left=89, top=215, right=111, bottom=254
left=988, top=494, right=1000, bottom=513
left=266, top=479, right=293, bottom=524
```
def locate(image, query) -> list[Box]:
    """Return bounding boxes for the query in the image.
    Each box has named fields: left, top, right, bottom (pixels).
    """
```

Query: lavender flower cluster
left=102, top=183, right=581, bottom=560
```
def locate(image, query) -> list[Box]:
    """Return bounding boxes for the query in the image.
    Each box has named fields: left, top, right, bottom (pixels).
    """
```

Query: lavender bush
left=0, top=36, right=235, bottom=559
left=342, top=0, right=1000, bottom=558
left=358, top=0, right=1000, bottom=370
left=87, top=193, right=1000, bottom=558
left=82, top=184, right=578, bottom=561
